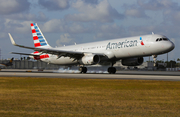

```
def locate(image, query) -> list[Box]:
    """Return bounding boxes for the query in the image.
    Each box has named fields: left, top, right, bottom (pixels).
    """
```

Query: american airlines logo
left=106, top=40, right=138, bottom=50
left=140, top=37, right=144, bottom=45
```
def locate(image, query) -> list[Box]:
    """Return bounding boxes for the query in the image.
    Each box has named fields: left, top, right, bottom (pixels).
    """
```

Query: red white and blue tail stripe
left=31, top=23, right=51, bottom=48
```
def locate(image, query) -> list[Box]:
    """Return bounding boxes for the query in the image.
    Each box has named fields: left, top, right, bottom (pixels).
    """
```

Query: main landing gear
left=108, top=67, right=116, bottom=74
left=79, top=67, right=87, bottom=73
left=79, top=62, right=117, bottom=74
left=108, top=62, right=116, bottom=74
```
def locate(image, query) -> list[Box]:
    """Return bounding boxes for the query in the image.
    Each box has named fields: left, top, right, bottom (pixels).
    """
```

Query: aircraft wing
left=9, top=33, right=106, bottom=59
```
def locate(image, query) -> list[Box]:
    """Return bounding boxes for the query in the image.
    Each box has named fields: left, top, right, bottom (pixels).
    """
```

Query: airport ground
left=0, top=70, right=180, bottom=116
left=0, top=69, right=180, bottom=81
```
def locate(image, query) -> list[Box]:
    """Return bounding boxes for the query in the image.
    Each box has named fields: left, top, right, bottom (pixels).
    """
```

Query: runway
left=0, top=69, right=180, bottom=81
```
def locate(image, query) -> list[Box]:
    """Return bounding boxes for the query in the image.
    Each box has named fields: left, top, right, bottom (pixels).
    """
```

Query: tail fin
left=4, top=58, right=14, bottom=66
left=30, top=23, right=51, bottom=48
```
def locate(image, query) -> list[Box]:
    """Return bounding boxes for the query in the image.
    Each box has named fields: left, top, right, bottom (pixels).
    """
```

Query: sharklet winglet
left=8, top=33, right=17, bottom=46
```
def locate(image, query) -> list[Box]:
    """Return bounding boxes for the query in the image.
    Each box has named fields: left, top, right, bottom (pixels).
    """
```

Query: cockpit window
left=156, top=38, right=169, bottom=42
left=163, top=38, right=168, bottom=41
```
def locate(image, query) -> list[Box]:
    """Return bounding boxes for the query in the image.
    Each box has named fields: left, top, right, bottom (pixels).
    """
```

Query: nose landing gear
left=152, top=55, right=157, bottom=67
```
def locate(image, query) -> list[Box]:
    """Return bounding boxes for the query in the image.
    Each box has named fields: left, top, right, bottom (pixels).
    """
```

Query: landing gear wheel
left=79, top=67, right=87, bottom=73
left=108, top=67, right=116, bottom=74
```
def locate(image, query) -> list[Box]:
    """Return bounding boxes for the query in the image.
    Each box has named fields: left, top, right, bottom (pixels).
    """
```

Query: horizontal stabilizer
left=11, top=52, right=39, bottom=56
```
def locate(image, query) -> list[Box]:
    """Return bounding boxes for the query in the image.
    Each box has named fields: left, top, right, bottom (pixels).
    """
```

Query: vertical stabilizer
left=31, top=23, right=51, bottom=48
left=4, top=58, right=14, bottom=66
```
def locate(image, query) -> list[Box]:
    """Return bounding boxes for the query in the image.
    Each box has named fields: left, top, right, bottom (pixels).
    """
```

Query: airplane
left=0, top=58, right=14, bottom=68
left=8, top=23, right=175, bottom=74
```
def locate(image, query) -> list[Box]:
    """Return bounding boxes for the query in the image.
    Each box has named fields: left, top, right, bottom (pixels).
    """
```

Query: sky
left=0, top=0, right=180, bottom=62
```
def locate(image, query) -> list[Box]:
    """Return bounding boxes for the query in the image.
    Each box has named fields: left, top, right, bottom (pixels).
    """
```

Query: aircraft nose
left=166, top=41, right=175, bottom=52
left=170, top=41, right=175, bottom=50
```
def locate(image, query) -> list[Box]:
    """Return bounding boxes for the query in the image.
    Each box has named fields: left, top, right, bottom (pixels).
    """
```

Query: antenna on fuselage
left=152, top=32, right=154, bottom=35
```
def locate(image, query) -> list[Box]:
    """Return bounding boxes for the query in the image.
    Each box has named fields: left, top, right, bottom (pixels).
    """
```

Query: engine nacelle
left=80, top=54, right=100, bottom=65
left=121, top=57, right=144, bottom=66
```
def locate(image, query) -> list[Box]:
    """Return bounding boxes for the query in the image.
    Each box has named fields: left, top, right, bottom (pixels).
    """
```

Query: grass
left=0, top=77, right=180, bottom=117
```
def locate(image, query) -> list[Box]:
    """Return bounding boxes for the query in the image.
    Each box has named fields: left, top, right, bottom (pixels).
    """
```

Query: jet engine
left=121, top=57, right=144, bottom=66
left=80, top=54, right=100, bottom=65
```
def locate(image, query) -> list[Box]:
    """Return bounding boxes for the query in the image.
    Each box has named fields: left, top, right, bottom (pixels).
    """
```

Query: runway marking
left=0, top=71, right=180, bottom=81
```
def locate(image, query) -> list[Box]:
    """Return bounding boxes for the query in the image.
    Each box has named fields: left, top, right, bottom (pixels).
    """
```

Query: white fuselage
left=37, top=34, right=174, bottom=65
